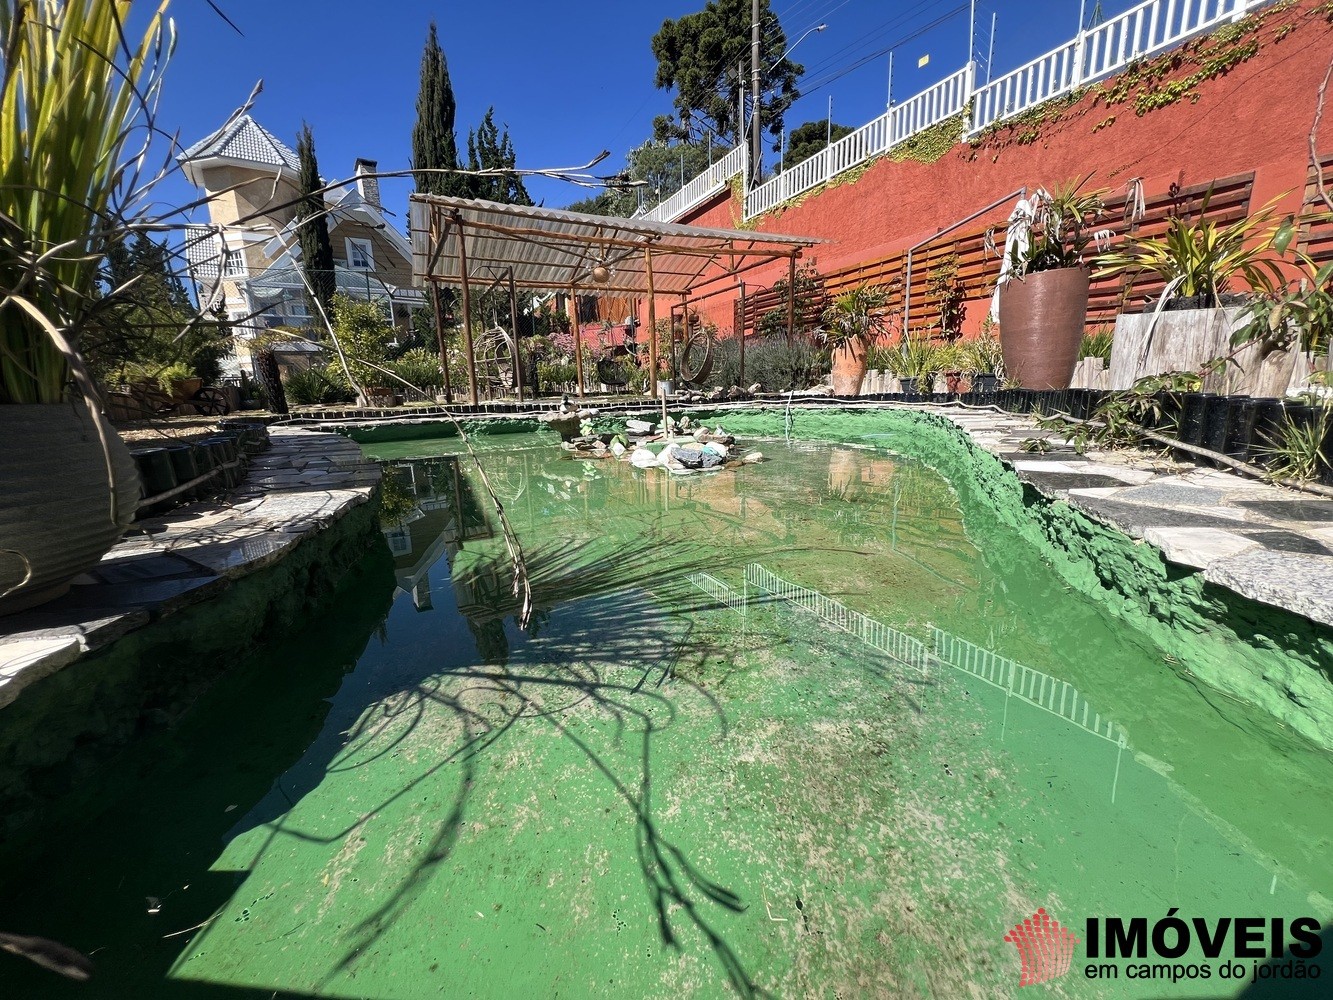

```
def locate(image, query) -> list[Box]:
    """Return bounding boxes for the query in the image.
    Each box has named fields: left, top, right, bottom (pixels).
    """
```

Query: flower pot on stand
left=830, top=341, right=869, bottom=397
left=0, top=398, right=140, bottom=615
left=997, top=268, right=1090, bottom=390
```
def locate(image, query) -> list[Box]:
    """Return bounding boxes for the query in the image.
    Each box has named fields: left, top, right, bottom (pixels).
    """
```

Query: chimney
left=354, top=158, right=380, bottom=208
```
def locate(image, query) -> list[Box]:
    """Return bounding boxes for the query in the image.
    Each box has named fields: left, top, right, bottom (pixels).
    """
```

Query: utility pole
left=738, top=59, right=746, bottom=173
left=886, top=50, right=894, bottom=112
left=751, top=0, right=762, bottom=186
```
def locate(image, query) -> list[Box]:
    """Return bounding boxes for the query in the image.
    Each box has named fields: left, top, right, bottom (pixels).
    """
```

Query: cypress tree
left=295, top=123, right=336, bottom=321
left=411, top=23, right=469, bottom=198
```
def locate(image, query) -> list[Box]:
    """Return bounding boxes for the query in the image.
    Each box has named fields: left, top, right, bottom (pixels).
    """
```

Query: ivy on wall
left=888, top=111, right=969, bottom=164
left=967, top=0, right=1305, bottom=157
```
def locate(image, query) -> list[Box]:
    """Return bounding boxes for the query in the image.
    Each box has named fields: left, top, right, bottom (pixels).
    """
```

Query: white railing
left=641, top=144, right=748, bottom=223
left=718, top=0, right=1268, bottom=219
left=744, top=65, right=974, bottom=219
left=890, top=63, right=976, bottom=145
left=687, top=571, right=748, bottom=615
left=971, top=38, right=1081, bottom=133
left=931, top=627, right=1126, bottom=744
left=744, top=563, right=933, bottom=675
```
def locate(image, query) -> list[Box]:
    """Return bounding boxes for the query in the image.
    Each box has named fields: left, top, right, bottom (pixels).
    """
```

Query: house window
left=286, top=299, right=311, bottom=319
left=346, top=237, right=374, bottom=271
left=221, top=244, right=248, bottom=278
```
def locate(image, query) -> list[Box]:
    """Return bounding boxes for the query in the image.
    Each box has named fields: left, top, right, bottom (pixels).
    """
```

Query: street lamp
left=751, top=21, right=826, bottom=184
left=770, top=23, right=827, bottom=72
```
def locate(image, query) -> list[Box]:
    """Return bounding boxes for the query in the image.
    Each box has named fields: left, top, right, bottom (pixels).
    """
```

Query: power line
left=799, top=4, right=968, bottom=98
left=795, top=0, right=955, bottom=80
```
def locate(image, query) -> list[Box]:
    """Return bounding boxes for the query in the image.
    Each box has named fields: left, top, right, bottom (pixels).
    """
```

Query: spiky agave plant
left=0, top=0, right=174, bottom=404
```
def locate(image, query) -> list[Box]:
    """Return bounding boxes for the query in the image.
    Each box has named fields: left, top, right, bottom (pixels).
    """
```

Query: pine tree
left=89, top=235, right=230, bottom=383
left=411, top=23, right=469, bottom=198
left=295, top=123, right=336, bottom=321
left=465, top=108, right=532, bottom=205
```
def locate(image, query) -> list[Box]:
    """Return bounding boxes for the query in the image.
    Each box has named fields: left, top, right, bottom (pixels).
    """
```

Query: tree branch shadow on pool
left=228, top=534, right=804, bottom=999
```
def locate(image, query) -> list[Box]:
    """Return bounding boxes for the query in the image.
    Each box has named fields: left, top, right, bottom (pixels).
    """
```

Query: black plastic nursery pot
left=1068, top=389, right=1089, bottom=421
left=1319, top=410, right=1333, bottom=486
left=161, top=442, right=200, bottom=488
left=130, top=447, right=178, bottom=501
left=1178, top=393, right=1215, bottom=447
left=1249, top=398, right=1287, bottom=465
left=1201, top=394, right=1237, bottom=463
left=1222, top=397, right=1257, bottom=461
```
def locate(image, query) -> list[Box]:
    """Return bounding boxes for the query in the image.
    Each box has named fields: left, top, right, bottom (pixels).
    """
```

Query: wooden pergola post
left=738, top=280, right=746, bottom=387
left=508, top=267, right=524, bottom=402
left=568, top=287, right=585, bottom=399
left=644, top=248, right=658, bottom=397
left=430, top=279, right=452, bottom=403
left=677, top=293, right=688, bottom=383
left=453, top=212, right=479, bottom=405
left=428, top=212, right=453, bottom=403
left=786, top=251, right=797, bottom=346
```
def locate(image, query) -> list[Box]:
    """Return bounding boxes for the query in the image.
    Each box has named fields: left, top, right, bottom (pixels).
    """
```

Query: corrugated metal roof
left=409, top=195, right=821, bottom=295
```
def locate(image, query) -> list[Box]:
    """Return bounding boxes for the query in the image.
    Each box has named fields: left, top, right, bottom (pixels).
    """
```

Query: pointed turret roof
left=179, top=114, right=299, bottom=185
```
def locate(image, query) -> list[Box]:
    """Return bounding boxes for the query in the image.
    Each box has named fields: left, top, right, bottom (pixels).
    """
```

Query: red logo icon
left=1005, top=908, right=1080, bottom=987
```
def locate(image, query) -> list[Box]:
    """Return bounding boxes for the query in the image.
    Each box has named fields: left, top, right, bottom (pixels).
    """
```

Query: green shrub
left=391, top=347, right=442, bottom=390
left=283, top=366, right=337, bottom=406
left=1079, top=329, right=1114, bottom=360
left=711, top=336, right=827, bottom=392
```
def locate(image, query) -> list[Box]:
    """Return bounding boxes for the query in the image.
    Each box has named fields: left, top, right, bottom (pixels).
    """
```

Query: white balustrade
left=726, top=0, right=1269, bottom=219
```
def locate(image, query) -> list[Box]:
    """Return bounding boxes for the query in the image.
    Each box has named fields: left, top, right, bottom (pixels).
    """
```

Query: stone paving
left=940, top=407, right=1333, bottom=627
left=0, top=428, right=379, bottom=710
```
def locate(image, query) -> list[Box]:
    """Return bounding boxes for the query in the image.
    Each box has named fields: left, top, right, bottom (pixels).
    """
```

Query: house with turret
left=178, top=114, right=422, bottom=371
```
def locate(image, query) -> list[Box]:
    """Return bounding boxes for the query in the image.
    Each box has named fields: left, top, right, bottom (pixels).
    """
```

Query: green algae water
left=1, top=415, right=1330, bottom=998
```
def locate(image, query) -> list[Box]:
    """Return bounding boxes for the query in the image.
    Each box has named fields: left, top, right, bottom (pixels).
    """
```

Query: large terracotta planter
left=830, top=340, right=869, bottom=396
left=997, top=267, right=1090, bottom=389
left=0, top=399, right=140, bottom=615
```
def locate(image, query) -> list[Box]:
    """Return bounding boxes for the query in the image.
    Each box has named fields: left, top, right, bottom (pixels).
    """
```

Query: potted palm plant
left=963, top=328, right=1004, bottom=392
left=997, top=180, right=1107, bottom=389
left=0, top=2, right=169, bottom=613
left=1096, top=199, right=1291, bottom=391
left=884, top=331, right=941, bottom=397
left=818, top=284, right=891, bottom=396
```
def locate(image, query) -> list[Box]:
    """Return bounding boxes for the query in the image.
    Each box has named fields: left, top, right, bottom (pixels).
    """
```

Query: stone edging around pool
left=0, top=427, right=380, bottom=711
left=934, top=407, right=1333, bottom=630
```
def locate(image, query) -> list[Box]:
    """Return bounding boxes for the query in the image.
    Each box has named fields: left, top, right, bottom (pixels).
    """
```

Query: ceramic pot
left=998, top=268, right=1090, bottom=389
left=0, top=399, right=140, bottom=615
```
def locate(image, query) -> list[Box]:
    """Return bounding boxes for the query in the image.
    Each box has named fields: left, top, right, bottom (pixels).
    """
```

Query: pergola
left=408, top=195, right=821, bottom=403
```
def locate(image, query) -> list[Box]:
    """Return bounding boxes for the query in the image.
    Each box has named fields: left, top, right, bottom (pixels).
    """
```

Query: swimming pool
left=1, top=412, right=1328, bottom=998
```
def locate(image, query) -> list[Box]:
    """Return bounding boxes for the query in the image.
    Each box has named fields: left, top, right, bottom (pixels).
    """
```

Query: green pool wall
left=0, top=494, right=395, bottom=870
left=345, top=417, right=541, bottom=444
left=683, top=406, right=1333, bottom=752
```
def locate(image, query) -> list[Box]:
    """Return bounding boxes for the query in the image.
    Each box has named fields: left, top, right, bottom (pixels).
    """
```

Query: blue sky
left=153, top=0, right=1137, bottom=223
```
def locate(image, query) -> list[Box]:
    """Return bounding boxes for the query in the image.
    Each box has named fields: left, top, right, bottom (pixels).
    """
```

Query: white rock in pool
left=703, top=441, right=729, bottom=458
left=609, top=440, right=626, bottom=457
left=629, top=448, right=658, bottom=469
left=741, top=451, right=763, bottom=464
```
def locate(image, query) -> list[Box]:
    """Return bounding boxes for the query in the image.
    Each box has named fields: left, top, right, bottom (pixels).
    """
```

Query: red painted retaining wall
left=654, top=0, right=1333, bottom=340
